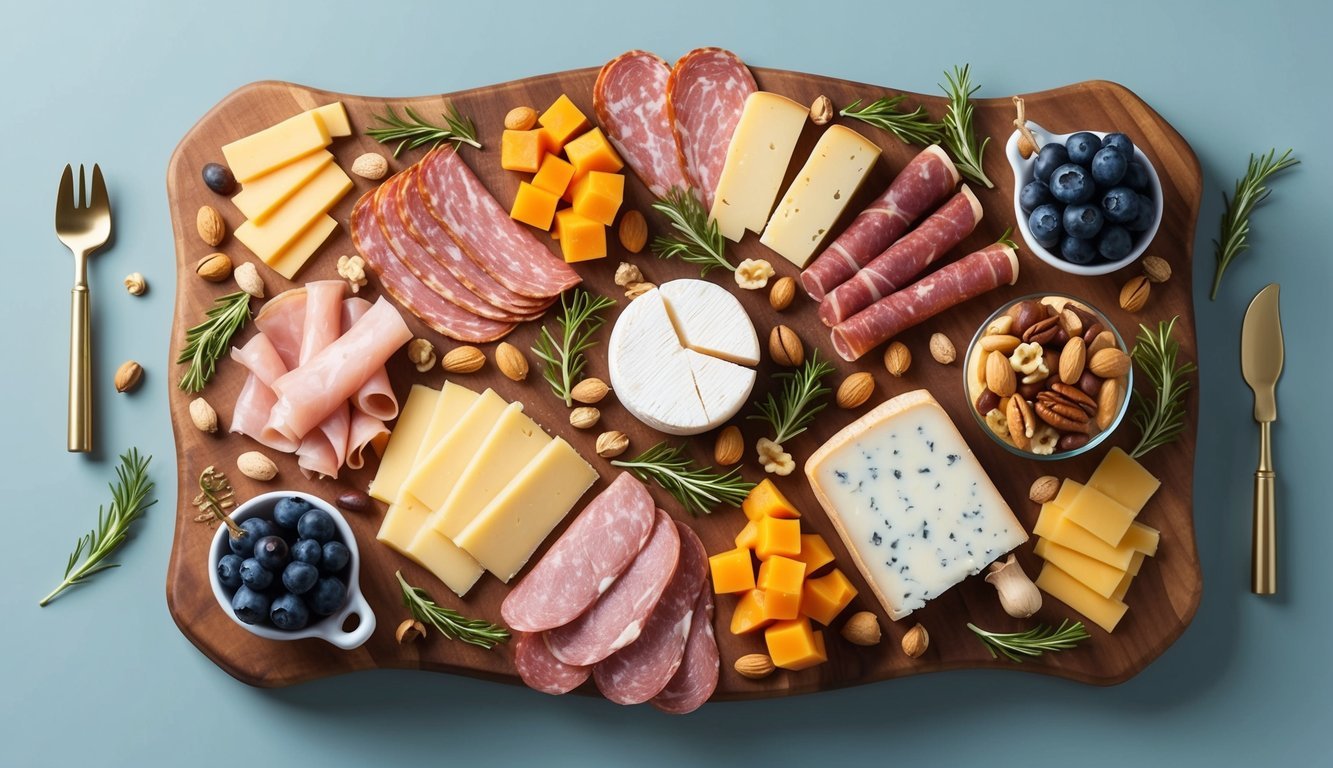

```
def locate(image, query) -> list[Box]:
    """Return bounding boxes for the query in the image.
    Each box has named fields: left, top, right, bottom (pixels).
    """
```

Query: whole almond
left=236, top=451, right=277, bottom=481
left=1097, top=377, right=1121, bottom=430
left=442, top=345, right=485, bottom=374
left=735, top=653, right=776, bottom=679
left=1119, top=275, right=1151, bottom=312
left=884, top=341, right=911, bottom=377
left=769, top=325, right=803, bottom=367
left=1029, top=475, right=1060, bottom=504
left=841, top=611, right=882, bottom=646
left=595, top=430, right=629, bottom=458
left=714, top=425, right=743, bottom=466
left=195, top=252, right=233, bottom=282
left=928, top=332, right=956, bottom=365
left=196, top=205, right=225, bottom=246
left=1059, top=337, right=1087, bottom=385
left=979, top=334, right=1022, bottom=354
left=985, top=350, right=1017, bottom=396
left=769, top=276, right=796, bottom=311
left=837, top=371, right=874, bottom=409
left=569, top=407, right=600, bottom=429
left=189, top=397, right=218, bottom=433
left=1089, top=347, right=1132, bottom=378
left=901, top=623, right=929, bottom=658
left=571, top=377, right=610, bottom=404
left=495, top=342, right=529, bottom=382
left=1142, top=255, right=1172, bottom=283
left=233, top=261, right=265, bottom=298
left=350, top=152, right=388, bottom=180
left=809, top=95, right=833, bottom=125
left=618, top=209, right=648, bottom=254
left=1088, top=330, right=1117, bottom=358
left=114, top=360, right=143, bottom=393
left=504, top=106, right=537, bottom=131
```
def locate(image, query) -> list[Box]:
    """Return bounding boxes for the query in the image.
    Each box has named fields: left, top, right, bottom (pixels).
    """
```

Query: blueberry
left=1127, top=193, right=1156, bottom=233
left=1019, top=180, right=1052, bottom=213
left=1062, top=204, right=1104, bottom=240
left=229, top=517, right=276, bottom=557
left=1065, top=132, right=1101, bottom=165
left=231, top=586, right=271, bottom=625
left=297, top=509, right=336, bottom=543
left=282, top=561, right=320, bottom=595
left=253, top=535, right=290, bottom=571
left=1101, top=186, right=1140, bottom=224
left=1033, top=143, right=1069, bottom=182
left=201, top=162, right=236, bottom=195
left=1049, top=164, right=1095, bottom=204
left=1027, top=204, right=1063, bottom=248
left=1123, top=161, right=1150, bottom=192
left=239, top=558, right=273, bottom=590
left=1060, top=236, right=1098, bottom=265
left=1098, top=226, right=1133, bottom=261
left=309, top=578, right=348, bottom=616
left=1090, top=147, right=1127, bottom=187
left=320, top=541, right=351, bottom=574
left=270, top=593, right=310, bottom=631
left=274, top=497, right=313, bottom=530
left=216, top=554, right=244, bottom=590
left=1101, top=132, right=1135, bottom=158
left=292, top=538, right=322, bottom=566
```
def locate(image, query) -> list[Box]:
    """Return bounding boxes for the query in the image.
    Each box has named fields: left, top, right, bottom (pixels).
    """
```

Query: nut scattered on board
left=756, top=437, right=794, bottom=476
left=336, top=490, right=373, bottom=514
left=195, top=252, right=233, bottom=282
left=569, top=407, right=601, bottom=430
left=613, top=261, right=643, bottom=287
left=123, top=272, right=146, bottom=296
left=189, top=397, right=218, bottom=434
left=734, top=258, right=775, bottom=290
left=901, top=623, right=929, bottom=658
left=734, top=653, right=776, bottom=679
left=985, top=554, right=1043, bottom=618
left=595, top=430, right=629, bottom=458
left=841, top=611, right=882, bottom=646
left=884, top=340, right=911, bottom=377
left=350, top=152, right=389, bottom=180
left=624, top=281, right=656, bottom=300
left=395, top=618, right=426, bottom=645
left=809, top=95, right=833, bottom=126
left=1119, top=274, right=1151, bottom=312
left=236, top=451, right=278, bottom=481
left=618, top=210, right=648, bottom=254
left=769, top=325, right=804, bottom=367
left=769, top=276, right=795, bottom=311
left=196, top=205, right=225, bottom=247
left=232, top=261, right=265, bottom=298
left=1029, top=475, right=1060, bottom=504
left=114, top=360, right=143, bottom=393
left=442, top=345, right=485, bottom=374
left=928, top=332, right=956, bottom=365
left=570, top=377, right=610, bottom=404
left=407, top=338, right=438, bottom=373
left=836, top=371, right=874, bottom=409
left=1089, top=347, right=1131, bottom=378
left=337, top=254, right=368, bottom=294
left=714, top=425, right=743, bottom=466
left=504, top=106, right=538, bottom=131
left=495, top=342, right=529, bottom=382
left=1141, top=255, right=1171, bottom=283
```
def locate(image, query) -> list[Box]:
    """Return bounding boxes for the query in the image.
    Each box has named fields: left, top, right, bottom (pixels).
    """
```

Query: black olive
left=202, top=162, right=236, bottom=195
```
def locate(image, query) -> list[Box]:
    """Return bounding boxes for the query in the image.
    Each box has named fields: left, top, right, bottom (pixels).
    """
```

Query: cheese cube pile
left=1031, top=447, right=1162, bottom=633
left=224, top=103, right=354, bottom=280
left=708, top=480, right=857, bottom=671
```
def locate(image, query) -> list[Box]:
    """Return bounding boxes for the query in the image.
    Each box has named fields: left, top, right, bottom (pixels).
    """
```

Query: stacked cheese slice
left=1031, top=447, right=1161, bottom=633
left=224, top=103, right=354, bottom=280
left=369, top=382, right=598, bottom=597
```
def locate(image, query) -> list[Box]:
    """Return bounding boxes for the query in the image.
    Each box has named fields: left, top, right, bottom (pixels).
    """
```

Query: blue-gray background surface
left=3, top=1, right=1328, bottom=765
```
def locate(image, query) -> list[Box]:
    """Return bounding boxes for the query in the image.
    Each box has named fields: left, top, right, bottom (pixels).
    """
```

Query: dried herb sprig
left=532, top=289, right=617, bottom=407
left=396, top=571, right=509, bottom=649
left=1210, top=148, right=1298, bottom=299
left=192, top=465, right=241, bottom=537
left=367, top=103, right=482, bottom=157
left=968, top=620, right=1090, bottom=662
left=939, top=64, right=994, bottom=188
left=839, top=95, right=943, bottom=146
left=612, top=443, right=755, bottom=517
left=748, top=351, right=836, bottom=445
left=651, top=187, right=732, bottom=275
left=177, top=291, right=251, bottom=393
left=1129, top=317, right=1197, bottom=459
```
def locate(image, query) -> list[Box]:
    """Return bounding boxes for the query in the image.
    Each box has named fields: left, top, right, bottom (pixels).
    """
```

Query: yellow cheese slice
left=1111, top=569, right=1135, bottom=601
left=1034, top=498, right=1155, bottom=571
left=231, top=151, right=334, bottom=224
left=263, top=214, right=338, bottom=281
left=310, top=102, right=351, bottom=137
left=1061, top=483, right=1140, bottom=547
left=222, top=109, right=331, bottom=183
left=235, top=162, right=352, bottom=266
left=399, top=389, right=508, bottom=512
left=368, top=385, right=440, bottom=504
left=1036, top=563, right=1128, bottom=633
left=403, top=521, right=484, bottom=598
left=710, top=91, right=809, bottom=241
left=454, top=438, right=598, bottom=582
left=1087, top=447, right=1161, bottom=513
left=377, top=494, right=432, bottom=556
left=420, top=381, right=479, bottom=449
left=1034, top=538, right=1127, bottom=599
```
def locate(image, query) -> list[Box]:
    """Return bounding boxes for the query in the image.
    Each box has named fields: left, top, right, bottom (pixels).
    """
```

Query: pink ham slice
left=545, top=510, right=681, bottom=667
left=229, top=333, right=297, bottom=453
left=296, top=281, right=352, bottom=479
left=418, top=146, right=579, bottom=300
left=819, top=186, right=983, bottom=326
left=593, top=522, right=708, bottom=705
left=345, top=408, right=389, bottom=471
left=801, top=145, right=960, bottom=300
left=651, top=585, right=718, bottom=715
left=666, top=47, right=756, bottom=211
left=831, top=243, right=1020, bottom=361
left=595, top=50, right=691, bottom=199
left=253, top=288, right=307, bottom=370
left=513, top=632, right=590, bottom=696
left=342, top=298, right=398, bottom=421
left=502, top=473, right=656, bottom=632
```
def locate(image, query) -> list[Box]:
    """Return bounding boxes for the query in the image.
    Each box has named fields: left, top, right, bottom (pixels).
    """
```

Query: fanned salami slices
left=651, top=585, right=718, bottom=715
left=513, top=632, right=590, bottom=696
left=667, top=48, right=757, bottom=210
left=594, top=50, right=691, bottom=198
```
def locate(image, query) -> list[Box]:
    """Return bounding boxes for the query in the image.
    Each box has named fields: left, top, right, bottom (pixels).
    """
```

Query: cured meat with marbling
left=666, top=47, right=756, bottom=210
left=594, top=50, right=691, bottom=198
left=651, top=585, right=718, bottom=715
left=512, top=632, right=591, bottom=696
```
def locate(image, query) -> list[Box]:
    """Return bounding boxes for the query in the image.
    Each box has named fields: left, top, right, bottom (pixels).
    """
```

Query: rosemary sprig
left=532, top=289, right=617, bottom=407
left=612, top=443, right=755, bottom=517
left=747, top=351, right=836, bottom=445
left=651, top=187, right=732, bottom=275
left=192, top=465, right=241, bottom=537
left=839, top=95, right=943, bottom=147
left=1210, top=148, right=1298, bottom=299
left=40, top=449, right=156, bottom=606
left=177, top=290, right=251, bottom=393
left=968, top=620, right=1090, bottom=662
left=1129, top=317, right=1197, bottom=459
left=396, top=571, right=509, bottom=649
left=366, top=103, right=482, bottom=157
left=939, top=64, right=994, bottom=188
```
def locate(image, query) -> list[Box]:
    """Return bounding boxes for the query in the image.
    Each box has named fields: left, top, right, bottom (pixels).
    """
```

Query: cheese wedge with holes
left=232, top=151, right=334, bottom=224
left=368, top=385, right=440, bottom=504
left=222, top=109, right=332, bottom=182
left=710, top=92, right=810, bottom=241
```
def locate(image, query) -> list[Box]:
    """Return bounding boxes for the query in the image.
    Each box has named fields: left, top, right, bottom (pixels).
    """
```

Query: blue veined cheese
left=805, top=389, right=1027, bottom=620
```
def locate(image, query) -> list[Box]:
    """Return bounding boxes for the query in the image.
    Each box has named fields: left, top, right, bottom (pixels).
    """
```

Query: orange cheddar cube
left=538, top=94, right=590, bottom=150
left=765, top=618, right=828, bottom=671
left=531, top=154, right=576, bottom=197
left=757, top=556, right=806, bottom=621
left=570, top=171, right=625, bottom=226
left=563, top=127, right=624, bottom=176
left=792, top=533, right=835, bottom=575
left=553, top=209, right=607, bottom=263
left=755, top=515, right=801, bottom=560
left=742, top=479, right=801, bottom=521
left=708, top=547, right=755, bottom=595
left=800, top=568, right=858, bottom=625
left=734, top=520, right=759, bottom=550
left=730, top=589, right=773, bottom=635
left=509, top=181, right=559, bottom=230
left=500, top=129, right=544, bottom=173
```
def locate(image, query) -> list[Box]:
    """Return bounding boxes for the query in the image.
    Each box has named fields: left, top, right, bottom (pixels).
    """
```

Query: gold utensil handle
left=1251, top=421, right=1275, bottom=594
left=68, top=285, right=91, bottom=453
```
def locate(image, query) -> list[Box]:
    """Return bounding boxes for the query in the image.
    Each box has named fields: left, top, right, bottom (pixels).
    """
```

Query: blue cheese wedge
left=805, top=389, right=1027, bottom=620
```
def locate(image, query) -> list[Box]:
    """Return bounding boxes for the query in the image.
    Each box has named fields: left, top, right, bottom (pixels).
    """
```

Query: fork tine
left=57, top=164, right=73, bottom=212
left=78, top=165, right=87, bottom=208
left=90, top=164, right=109, bottom=214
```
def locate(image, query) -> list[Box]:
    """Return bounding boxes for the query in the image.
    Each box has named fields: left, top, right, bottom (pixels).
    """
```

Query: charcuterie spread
left=163, top=49, right=1205, bottom=706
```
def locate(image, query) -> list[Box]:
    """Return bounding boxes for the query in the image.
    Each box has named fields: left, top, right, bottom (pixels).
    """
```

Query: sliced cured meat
left=296, top=410, right=346, bottom=480
left=595, top=50, right=691, bottom=198
left=651, top=585, right=718, bottom=715
left=342, top=298, right=398, bottom=421
left=350, top=192, right=515, bottom=343
left=253, top=288, right=307, bottom=370
left=666, top=47, right=756, bottom=210
left=345, top=408, right=389, bottom=471
left=229, top=333, right=298, bottom=453
left=801, top=145, right=960, bottom=300
left=418, top=146, right=579, bottom=299
left=545, top=510, right=681, bottom=667
left=593, top=522, right=708, bottom=705
left=819, top=187, right=983, bottom=326
left=831, top=243, right=1019, bottom=362
left=501, top=473, right=656, bottom=632
left=513, top=631, right=590, bottom=696
left=299, top=281, right=346, bottom=364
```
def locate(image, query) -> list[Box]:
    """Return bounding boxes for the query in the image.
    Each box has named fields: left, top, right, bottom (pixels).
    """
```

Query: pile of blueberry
left=1020, top=132, right=1155, bottom=265
left=216, top=497, right=352, bottom=631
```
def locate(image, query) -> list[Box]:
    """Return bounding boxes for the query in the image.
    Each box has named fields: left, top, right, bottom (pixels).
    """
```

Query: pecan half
left=1006, top=396, right=1036, bottom=450
left=1035, top=397, right=1092, bottom=432
left=1022, top=315, right=1060, bottom=345
left=1050, top=381, right=1098, bottom=416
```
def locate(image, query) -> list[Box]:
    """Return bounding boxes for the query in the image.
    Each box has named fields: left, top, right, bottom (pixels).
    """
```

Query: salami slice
left=666, top=47, right=757, bottom=211
left=651, top=584, right=718, bottom=715
left=593, top=522, right=708, bottom=705
left=513, top=631, right=590, bottom=696
left=801, top=145, right=960, bottom=301
left=831, top=243, right=1019, bottom=362
left=819, top=187, right=983, bottom=326
left=501, top=473, right=656, bottom=632
left=594, top=50, right=691, bottom=198
left=418, top=146, right=579, bottom=299
left=545, top=510, right=681, bottom=667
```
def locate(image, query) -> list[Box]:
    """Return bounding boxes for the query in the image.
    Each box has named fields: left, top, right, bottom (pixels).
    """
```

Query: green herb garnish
left=192, top=465, right=241, bottom=537
left=968, top=620, right=1090, bottom=662
left=40, top=449, right=155, bottom=607
left=532, top=288, right=617, bottom=407
left=651, top=187, right=732, bottom=275
left=1210, top=148, right=1298, bottom=299
left=748, top=351, right=836, bottom=445
left=367, top=103, right=482, bottom=157
left=839, top=95, right=943, bottom=147
left=396, top=571, right=509, bottom=649
left=612, top=443, right=755, bottom=517
left=939, top=64, right=994, bottom=188
left=177, top=290, right=251, bottom=393
left=1129, top=317, right=1197, bottom=459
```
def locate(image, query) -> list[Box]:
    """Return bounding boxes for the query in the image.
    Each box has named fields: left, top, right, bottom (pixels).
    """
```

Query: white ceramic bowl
left=209, top=491, right=376, bottom=649
left=1006, top=121, right=1164, bottom=276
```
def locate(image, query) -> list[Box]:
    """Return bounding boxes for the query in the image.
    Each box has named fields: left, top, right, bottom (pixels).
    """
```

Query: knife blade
left=1240, top=283, right=1283, bottom=594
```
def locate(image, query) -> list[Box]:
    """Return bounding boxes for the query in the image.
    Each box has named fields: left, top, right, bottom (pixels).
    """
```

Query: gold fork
left=55, top=164, right=112, bottom=453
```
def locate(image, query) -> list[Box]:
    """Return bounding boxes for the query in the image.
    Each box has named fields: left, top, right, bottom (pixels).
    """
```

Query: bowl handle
left=322, top=587, right=377, bottom=650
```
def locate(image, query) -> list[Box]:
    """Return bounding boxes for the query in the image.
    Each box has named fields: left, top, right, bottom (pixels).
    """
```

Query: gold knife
left=1240, top=283, right=1284, bottom=595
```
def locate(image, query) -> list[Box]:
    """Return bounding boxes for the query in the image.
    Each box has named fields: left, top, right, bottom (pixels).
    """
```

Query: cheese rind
left=607, top=290, right=710, bottom=435
left=658, top=279, right=760, bottom=365
left=1036, top=563, right=1128, bottom=633
left=368, top=385, right=439, bottom=503
left=710, top=92, right=809, bottom=241
left=232, top=150, right=334, bottom=224
left=222, top=110, right=331, bottom=183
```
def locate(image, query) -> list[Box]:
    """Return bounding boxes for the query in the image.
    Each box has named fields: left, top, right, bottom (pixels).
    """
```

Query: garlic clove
left=984, top=553, right=1043, bottom=618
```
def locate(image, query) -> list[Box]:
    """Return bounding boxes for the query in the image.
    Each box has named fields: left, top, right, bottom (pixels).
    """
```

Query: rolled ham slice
left=296, top=281, right=352, bottom=479
left=801, top=145, right=960, bottom=300
left=831, top=243, right=1019, bottom=362
left=595, top=50, right=691, bottom=199
left=253, top=288, right=307, bottom=370
left=513, top=632, right=591, bottom=696
left=819, top=186, right=983, bottom=326
left=666, top=47, right=756, bottom=210
left=651, top=585, right=718, bottom=715
left=342, top=297, right=397, bottom=421
left=345, top=408, right=389, bottom=471
left=229, top=333, right=298, bottom=453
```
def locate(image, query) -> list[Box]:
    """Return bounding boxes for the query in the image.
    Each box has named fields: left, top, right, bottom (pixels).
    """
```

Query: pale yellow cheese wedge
left=404, top=522, right=484, bottom=598
left=234, top=162, right=352, bottom=267
left=368, top=385, right=439, bottom=504
left=232, top=151, right=334, bottom=224
left=1034, top=538, right=1128, bottom=599
left=399, top=389, right=507, bottom=512
left=264, top=215, right=338, bottom=281
left=310, top=102, right=351, bottom=137
left=1062, top=483, right=1139, bottom=547
left=1036, top=563, right=1128, bottom=633
left=1087, top=447, right=1161, bottom=513
left=222, top=109, right=331, bottom=182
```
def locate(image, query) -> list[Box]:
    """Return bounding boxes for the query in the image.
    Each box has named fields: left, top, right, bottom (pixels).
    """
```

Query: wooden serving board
left=165, top=66, right=1202, bottom=697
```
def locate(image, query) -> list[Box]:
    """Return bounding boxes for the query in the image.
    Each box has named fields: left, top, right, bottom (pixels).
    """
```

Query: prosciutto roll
left=595, top=50, right=691, bottom=198
left=666, top=47, right=756, bottom=210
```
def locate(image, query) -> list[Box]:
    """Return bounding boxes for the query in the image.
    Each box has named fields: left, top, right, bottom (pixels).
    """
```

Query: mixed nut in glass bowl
left=964, top=293, right=1133, bottom=460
